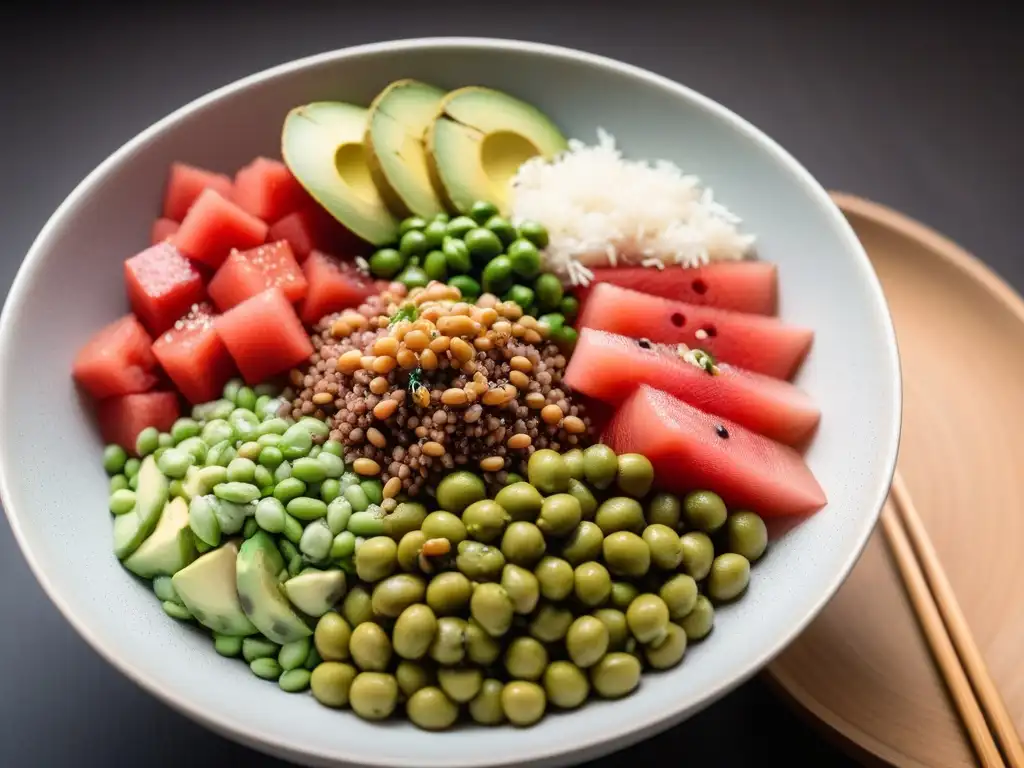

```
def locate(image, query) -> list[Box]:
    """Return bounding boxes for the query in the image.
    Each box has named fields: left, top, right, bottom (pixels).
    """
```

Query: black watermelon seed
left=715, top=424, right=729, bottom=439
left=692, top=279, right=708, bottom=295
left=637, top=338, right=652, bottom=349
left=670, top=312, right=685, bottom=327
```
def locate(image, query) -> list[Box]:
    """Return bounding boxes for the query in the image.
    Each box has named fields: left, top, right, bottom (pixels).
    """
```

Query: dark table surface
left=1, top=3, right=1020, bottom=765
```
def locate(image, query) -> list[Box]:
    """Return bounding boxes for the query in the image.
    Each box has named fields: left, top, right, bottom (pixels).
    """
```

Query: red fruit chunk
left=299, top=250, right=376, bottom=326
left=150, top=218, right=180, bottom=245
left=73, top=315, right=159, bottom=399
left=578, top=282, right=813, bottom=380
left=162, top=162, right=233, bottom=222
left=268, top=206, right=356, bottom=262
left=174, top=189, right=268, bottom=269
left=603, top=385, right=827, bottom=517
left=232, top=157, right=308, bottom=222
left=124, top=242, right=207, bottom=335
left=575, top=261, right=778, bottom=316
left=207, top=240, right=308, bottom=311
left=151, top=303, right=237, bottom=404
left=564, top=328, right=820, bottom=447
left=215, top=287, right=313, bottom=384
left=97, top=392, right=180, bottom=454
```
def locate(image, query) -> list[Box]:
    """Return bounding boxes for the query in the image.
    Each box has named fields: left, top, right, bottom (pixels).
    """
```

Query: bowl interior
left=0, top=39, right=899, bottom=768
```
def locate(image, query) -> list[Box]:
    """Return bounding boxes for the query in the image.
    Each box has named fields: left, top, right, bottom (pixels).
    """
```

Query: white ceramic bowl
left=0, top=38, right=900, bottom=768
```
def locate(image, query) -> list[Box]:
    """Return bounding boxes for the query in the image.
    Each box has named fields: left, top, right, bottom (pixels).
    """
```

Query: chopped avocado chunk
left=114, top=455, right=169, bottom=560
left=365, top=79, right=448, bottom=219
left=236, top=532, right=312, bottom=644
left=282, top=101, right=398, bottom=245
left=171, top=541, right=257, bottom=636
left=124, top=497, right=197, bottom=578
left=427, top=86, right=567, bottom=215
left=282, top=568, right=348, bottom=618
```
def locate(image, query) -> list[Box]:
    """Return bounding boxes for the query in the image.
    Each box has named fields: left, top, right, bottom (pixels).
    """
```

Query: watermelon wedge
left=575, top=262, right=778, bottom=316
left=162, top=162, right=233, bottom=222
left=72, top=314, right=159, bottom=400
left=124, top=242, right=207, bottom=336
left=207, top=240, right=308, bottom=311
left=151, top=218, right=180, bottom=245
left=299, top=250, right=377, bottom=325
left=564, top=328, right=819, bottom=447
left=603, top=385, right=826, bottom=517
left=578, top=282, right=813, bottom=380
left=215, top=287, right=314, bottom=384
left=97, top=392, right=180, bottom=454
left=151, top=303, right=237, bottom=404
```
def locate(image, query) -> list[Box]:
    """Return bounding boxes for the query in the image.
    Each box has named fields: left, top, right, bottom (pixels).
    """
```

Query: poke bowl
left=0, top=37, right=900, bottom=768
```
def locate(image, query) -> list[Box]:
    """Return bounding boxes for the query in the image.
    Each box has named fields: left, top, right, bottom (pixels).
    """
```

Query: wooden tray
left=766, top=193, right=1024, bottom=766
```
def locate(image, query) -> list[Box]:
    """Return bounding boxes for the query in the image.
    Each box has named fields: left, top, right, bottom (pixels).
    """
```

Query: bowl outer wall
left=0, top=37, right=900, bottom=768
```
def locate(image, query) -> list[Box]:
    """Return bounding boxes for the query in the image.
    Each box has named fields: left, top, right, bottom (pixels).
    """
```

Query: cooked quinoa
left=288, top=282, right=595, bottom=496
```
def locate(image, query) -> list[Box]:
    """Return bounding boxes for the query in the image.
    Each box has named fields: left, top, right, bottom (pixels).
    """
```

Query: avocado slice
left=113, top=455, right=169, bottom=560
left=172, top=541, right=257, bottom=636
left=365, top=79, right=448, bottom=219
left=282, top=568, right=348, bottom=618
left=123, top=497, right=197, bottom=579
left=426, top=86, right=568, bottom=215
left=282, top=101, right=399, bottom=245
left=236, top=531, right=312, bottom=644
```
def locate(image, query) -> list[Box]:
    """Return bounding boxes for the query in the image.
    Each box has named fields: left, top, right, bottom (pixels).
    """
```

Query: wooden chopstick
left=884, top=470, right=1024, bottom=767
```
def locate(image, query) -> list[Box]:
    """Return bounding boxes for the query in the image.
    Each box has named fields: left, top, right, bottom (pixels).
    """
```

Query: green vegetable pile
left=102, top=380, right=768, bottom=728
left=367, top=199, right=579, bottom=349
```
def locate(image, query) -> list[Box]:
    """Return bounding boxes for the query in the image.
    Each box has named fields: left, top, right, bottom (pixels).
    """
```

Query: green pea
left=349, top=621, right=393, bottom=673
left=465, top=228, right=503, bottom=263
left=355, top=536, right=398, bottom=582
left=574, top=561, right=612, bottom=607
left=396, top=660, right=434, bottom=698
left=504, top=636, right=548, bottom=681
left=158, top=431, right=175, bottom=448
left=561, top=521, right=603, bottom=565
left=446, top=215, right=477, bottom=238
left=109, top=474, right=129, bottom=494
left=528, top=602, right=573, bottom=643
left=481, top=255, right=514, bottom=294
left=504, top=284, right=536, bottom=310
left=213, top=633, right=243, bottom=657
left=287, top=497, right=328, bottom=522
left=469, top=678, right=506, bottom=725
left=348, top=510, right=386, bottom=537
left=421, top=510, right=468, bottom=545
left=322, top=440, right=344, bottom=457
left=426, top=571, right=473, bottom=616
left=602, top=531, right=650, bottom=578
left=438, top=666, right=484, bottom=705
left=590, top=652, right=641, bottom=699
left=500, top=521, right=547, bottom=567
left=592, top=608, right=629, bottom=651
left=683, top=490, right=728, bottom=533
left=660, top=574, right=699, bottom=620
left=221, top=378, right=242, bottom=403
left=314, top=612, right=352, bottom=662
left=517, top=220, right=549, bottom=248
left=442, top=237, right=472, bottom=274
left=396, top=531, right=426, bottom=572
left=123, top=457, right=141, bottom=479
left=565, top=479, right=598, bottom=521
left=627, top=594, right=670, bottom=646
left=371, top=574, right=427, bottom=619
left=399, top=229, right=429, bottom=259
left=332, top=531, right=357, bottom=560
left=273, top=477, right=306, bottom=504
left=506, top=238, right=541, bottom=278
left=646, top=493, right=681, bottom=530
left=369, top=248, right=405, bottom=279
left=311, top=661, right=357, bottom=708
left=461, top=500, right=510, bottom=543
left=470, top=582, right=514, bottom=637
left=383, top=501, right=428, bottom=540
left=389, top=603, right=437, bottom=662
left=360, top=479, right=383, bottom=506
left=399, top=216, right=428, bottom=235
left=109, top=489, right=136, bottom=516
left=595, top=497, right=645, bottom=535
left=397, top=265, right=430, bottom=290
left=707, top=553, right=751, bottom=602
left=500, top=564, right=540, bottom=615
left=254, top=395, right=271, bottom=416
left=527, top=449, right=570, bottom=495
left=282, top=514, right=304, bottom=545
left=469, top=200, right=499, bottom=224
left=494, top=482, right=542, bottom=522
left=533, top=556, right=574, bottom=601
left=134, top=427, right=160, bottom=457
left=725, top=511, right=768, bottom=562
left=679, top=595, right=715, bottom=640
left=566, top=615, right=610, bottom=669
left=482, top=214, right=516, bottom=246
left=429, top=617, right=468, bottom=665
left=465, top=619, right=502, bottom=666
left=234, top=386, right=256, bottom=412
left=423, top=250, right=448, bottom=281
left=544, top=661, right=589, bottom=710
left=421, top=219, right=448, bottom=247
left=128, top=475, right=139, bottom=491
left=537, top=313, right=565, bottom=334
left=643, top=524, right=683, bottom=570
left=610, top=581, right=640, bottom=611
left=537, top=494, right=582, bottom=537
left=534, top=273, right=564, bottom=311
left=407, top=686, right=458, bottom=731
left=679, top=531, right=715, bottom=580
left=615, top=453, right=654, bottom=498
left=456, top=540, right=506, bottom=582
left=448, top=274, right=481, bottom=301
left=582, top=444, right=618, bottom=490
left=103, top=444, right=128, bottom=474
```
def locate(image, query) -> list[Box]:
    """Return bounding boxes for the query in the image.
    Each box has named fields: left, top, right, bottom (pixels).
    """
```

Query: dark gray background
left=1, top=2, right=1020, bottom=765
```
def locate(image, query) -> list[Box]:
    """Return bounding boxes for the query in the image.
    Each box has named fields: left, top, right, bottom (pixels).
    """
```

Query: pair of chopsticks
left=883, top=471, right=1024, bottom=768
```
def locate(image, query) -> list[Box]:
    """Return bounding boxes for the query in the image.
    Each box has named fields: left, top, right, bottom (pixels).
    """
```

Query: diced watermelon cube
left=97, top=392, right=181, bottom=454
left=232, top=157, right=308, bottom=223
left=73, top=314, right=159, bottom=399
left=124, top=242, right=207, bottom=336
left=207, top=240, right=308, bottom=311
left=174, top=189, right=268, bottom=269
left=267, top=206, right=357, bottom=262
left=151, top=303, right=237, bottom=404
left=299, top=250, right=377, bottom=325
left=162, top=162, right=233, bottom=222
left=215, top=287, right=313, bottom=384
left=151, top=218, right=180, bottom=245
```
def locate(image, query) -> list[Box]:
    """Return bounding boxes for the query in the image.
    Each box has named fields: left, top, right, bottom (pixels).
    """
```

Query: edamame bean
left=317, top=452, right=345, bottom=479
left=501, top=681, right=546, bottom=727
left=274, top=477, right=307, bottom=504
left=255, top=497, right=287, bottom=534
left=226, top=457, right=256, bottom=484
left=250, top=657, right=283, bottom=681
left=177, top=437, right=207, bottom=464
left=469, top=679, right=506, bottom=725
left=258, top=417, right=289, bottom=437
left=679, top=531, right=715, bottom=580
left=214, top=633, right=243, bottom=657
left=243, top=517, right=259, bottom=538
left=214, top=482, right=260, bottom=504
left=163, top=601, right=191, bottom=620
left=206, top=440, right=236, bottom=467
left=109, top=489, right=136, bottom=516
left=331, top=531, right=356, bottom=560
left=423, top=250, right=448, bottom=281
left=310, top=661, right=357, bottom=708
left=280, top=424, right=313, bottom=460
left=292, top=457, right=327, bottom=484
left=326, top=497, right=353, bottom=535
left=135, top=427, right=160, bottom=457
left=442, top=237, right=472, bottom=274
left=152, top=576, right=179, bottom=604
left=229, top=409, right=259, bottom=441
left=320, top=478, right=341, bottom=503
left=590, top=653, right=641, bottom=699
left=103, top=444, right=128, bottom=475
left=273, top=460, right=293, bottom=483
left=344, top=484, right=371, bottom=512
left=360, top=479, right=383, bottom=506
left=725, top=511, right=768, bottom=562
left=348, top=509, right=386, bottom=537
left=242, top=636, right=280, bottom=662
left=189, top=496, right=221, bottom=547
left=350, top=672, right=399, bottom=721
left=282, top=513, right=304, bottom=545
left=300, top=520, right=333, bottom=562
left=400, top=216, right=428, bottom=235
left=201, top=419, right=233, bottom=446
left=683, top=490, right=728, bottom=533
left=482, top=255, right=513, bottom=294
left=504, top=636, right=548, bottom=681
left=279, top=637, right=311, bottom=671
left=288, top=497, right=328, bottom=521
left=279, top=668, right=312, bottom=693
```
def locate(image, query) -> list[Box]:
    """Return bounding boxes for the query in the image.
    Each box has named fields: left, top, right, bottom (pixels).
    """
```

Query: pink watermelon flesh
left=603, top=385, right=826, bottom=518
left=578, top=282, right=812, bottom=380
left=564, top=328, right=819, bottom=447
left=575, top=261, right=778, bottom=316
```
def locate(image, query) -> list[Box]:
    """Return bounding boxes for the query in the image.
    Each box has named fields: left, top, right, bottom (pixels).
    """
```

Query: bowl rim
left=0, top=36, right=902, bottom=767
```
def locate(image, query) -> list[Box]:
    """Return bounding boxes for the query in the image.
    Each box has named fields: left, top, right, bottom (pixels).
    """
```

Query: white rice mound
left=508, top=128, right=757, bottom=286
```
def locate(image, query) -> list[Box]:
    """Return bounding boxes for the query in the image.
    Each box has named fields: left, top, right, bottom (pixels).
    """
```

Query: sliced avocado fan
left=282, top=101, right=399, bottom=246
left=427, top=86, right=568, bottom=215
left=365, top=79, right=449, bottom=219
